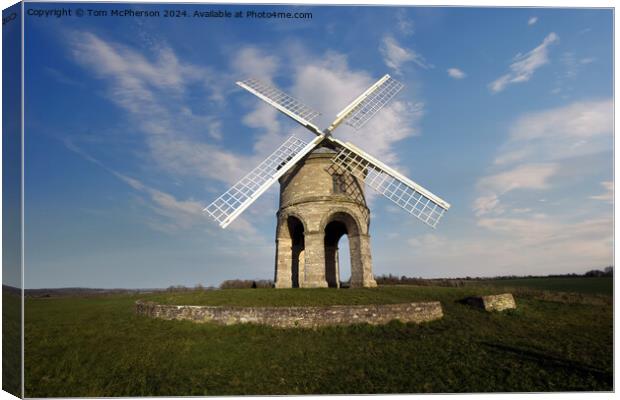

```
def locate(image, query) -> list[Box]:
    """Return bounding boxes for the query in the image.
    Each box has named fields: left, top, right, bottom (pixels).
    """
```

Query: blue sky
left=20, top=4, right=612, bottom=288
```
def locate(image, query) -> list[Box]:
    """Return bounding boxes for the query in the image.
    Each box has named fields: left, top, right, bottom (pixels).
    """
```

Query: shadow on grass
left=480, top=341, right=612, bottom=384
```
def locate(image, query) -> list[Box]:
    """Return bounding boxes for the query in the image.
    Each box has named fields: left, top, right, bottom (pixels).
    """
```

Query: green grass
left=145, top=285, right=494, bottom=307
left=469, top=277, right=613, bottom=296
left=24, top=284, right=612, bottom=396
left=3, top=292, right=21, bottom=397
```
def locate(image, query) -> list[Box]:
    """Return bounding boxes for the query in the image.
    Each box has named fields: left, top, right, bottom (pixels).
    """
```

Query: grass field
left=23, top=279, right=613, bottom=396
left=3, top=293, right=21, bottom=397
left=469, top=277, right=613, bottom=296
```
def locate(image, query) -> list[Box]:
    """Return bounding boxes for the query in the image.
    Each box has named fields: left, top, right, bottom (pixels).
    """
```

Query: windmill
left=205, top=74, right=450, bottom=288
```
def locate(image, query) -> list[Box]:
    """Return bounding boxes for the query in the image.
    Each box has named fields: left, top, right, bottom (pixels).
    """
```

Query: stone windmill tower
left=205, top=74, right=451, bottom=289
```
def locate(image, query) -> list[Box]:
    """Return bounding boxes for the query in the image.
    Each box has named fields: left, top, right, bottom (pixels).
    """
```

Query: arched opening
left=338, top=236, right=352, bottom=287
left=287, top=216, right=305, bottom=288
left=324, top=212, right=361, bottom=288
left=324, top=220, right=346, bottom=288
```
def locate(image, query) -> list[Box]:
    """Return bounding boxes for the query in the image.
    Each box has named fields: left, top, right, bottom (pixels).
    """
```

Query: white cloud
left=475, top=99, right=612, bottom=218
left=478, top=163, right=558, bottom=194
left=396, top=9, right=414, bottom=36
left=402, top=214, right=612, bottom=277
left=510, top=99, right=612, bottom=142
left=290, top=51, right=423, bottom=166
left=379, top=35, right=432, bottom=74
left=477, top=215, right=612, bottom=252
left=489, top=32, right=559, bottom=93
left=493, top=99, right=613, bottom=168
left=474, top=163, right=557, bottom=216
left=447, top=68, right=466, bottom=79
left=528, top=16, right=538, bottom=25
left=231, top=47, right=279, bottom=83
left=65, top=137, right=262, bottom=237
left=408, top=233, right=445, bottom=249
left=590, top=181, right=613, bottom=203
left=473, top=194, right=502, bottom=217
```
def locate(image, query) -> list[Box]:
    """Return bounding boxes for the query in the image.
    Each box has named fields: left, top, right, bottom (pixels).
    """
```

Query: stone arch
left=275, top=212, right=307, bottom=288
left=277, top=210, right=308, bottom=238
left=319, top=207, right=366, bottom=236
left=321, top=209, right=370, bottom=288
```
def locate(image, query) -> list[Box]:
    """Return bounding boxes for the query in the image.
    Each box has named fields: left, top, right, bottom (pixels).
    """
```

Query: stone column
left=296, top=248, right=305, bottom=288
left=349, top=234, right=376, bottom=288
left=325, top=245, right=339, bottom=288
left=274, top=237, right=292, bottom=288
left=335, top=248, right=340, bottom=288
left=302, top=231, right=328, bottom=288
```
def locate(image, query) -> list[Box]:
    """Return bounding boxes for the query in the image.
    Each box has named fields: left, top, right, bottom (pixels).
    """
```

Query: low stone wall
left=135, top=300, right=443, bottom=328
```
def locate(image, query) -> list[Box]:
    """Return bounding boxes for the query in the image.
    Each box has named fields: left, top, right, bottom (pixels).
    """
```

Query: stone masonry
left=135, top=300, right=443, bottom=328
left=465, top=293, right=517, bottom=312
left=274, top=147, right=376, bottom=288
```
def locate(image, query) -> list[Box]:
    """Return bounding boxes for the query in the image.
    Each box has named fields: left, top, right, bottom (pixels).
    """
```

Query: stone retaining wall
left=135, top=300, right=443, bottom=328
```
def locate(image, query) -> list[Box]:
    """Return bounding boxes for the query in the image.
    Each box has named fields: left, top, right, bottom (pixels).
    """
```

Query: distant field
left=471, top=277, right=613, bottom=296
left=24, top=282, right=612, bottom=396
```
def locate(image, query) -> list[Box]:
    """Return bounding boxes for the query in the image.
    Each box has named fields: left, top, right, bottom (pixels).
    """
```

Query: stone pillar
left=296, top=249, right=305, bottom=288
left=274, top=237, right=292, bottom=288
left=325, top=245, right=340, bottom=288
left=335, top=248, right=340, bottom=288
left=303, top=231, right=328, bottom=288
left=349, top=234, right=376, bottom=288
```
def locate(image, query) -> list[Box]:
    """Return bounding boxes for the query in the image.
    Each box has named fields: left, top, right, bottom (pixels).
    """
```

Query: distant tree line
left=164, top=266, right=613, bottom=292
left=375, top=266, right=613, bottom=285
left=584, top=266, right=614, bottom=277
left=219, top=280, right=274, bottom=289
left=374, top=274, right=466, bottom=287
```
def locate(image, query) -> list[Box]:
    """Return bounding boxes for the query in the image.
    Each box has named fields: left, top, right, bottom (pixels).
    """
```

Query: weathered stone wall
left=136, top=300, right=443, bottom=328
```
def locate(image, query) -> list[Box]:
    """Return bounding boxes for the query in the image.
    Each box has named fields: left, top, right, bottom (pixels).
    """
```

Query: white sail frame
left=204, top=135, right=324, bottom=228
left=206, top=73, right=450, bottom=229
left=329, top=138, right=450, bottom=228
left=236, top=79, right=323, bottom=136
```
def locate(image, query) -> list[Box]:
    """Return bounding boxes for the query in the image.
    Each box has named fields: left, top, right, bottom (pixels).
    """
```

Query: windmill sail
left=211, top=73, right=450, bottom=230
left=329, top=139, right=450, bottom=228
left=204, top=135, right=323, bottom=228
left=326, top=74, right=404, bottom=133
left=237, top=79, right=323, bottom=136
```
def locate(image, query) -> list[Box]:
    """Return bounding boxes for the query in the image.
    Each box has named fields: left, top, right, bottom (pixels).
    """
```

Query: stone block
left=464, top=293, right=516, bottom=312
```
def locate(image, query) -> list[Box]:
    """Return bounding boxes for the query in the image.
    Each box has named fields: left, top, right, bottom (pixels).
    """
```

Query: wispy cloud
left=474, top=163, right=557, bottom=216
left=232, top=47, right=279, bottom=84
left=528, top=16, right=538, bottom=26
left=405, top=214, right=612, bottom=277
left=494, top=99, right=613, bottom=166
left=69, top=31, right=270, bottom=188
left=489, top=32, right=559, bottom=93
left=590, top=181, right=613, bottom=204
left=447, top=67, right=466, bottom=79
left=474, top=99, right=612, bottom=217
left=63, top=138, right=210, bottom=233
left=479, top=163, right=558, bottom=194
left=552, top=52, right=596, bottom=95
left=396, top=9, right=414, bottom=36
left=379, top=35, right=432, bottom=74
